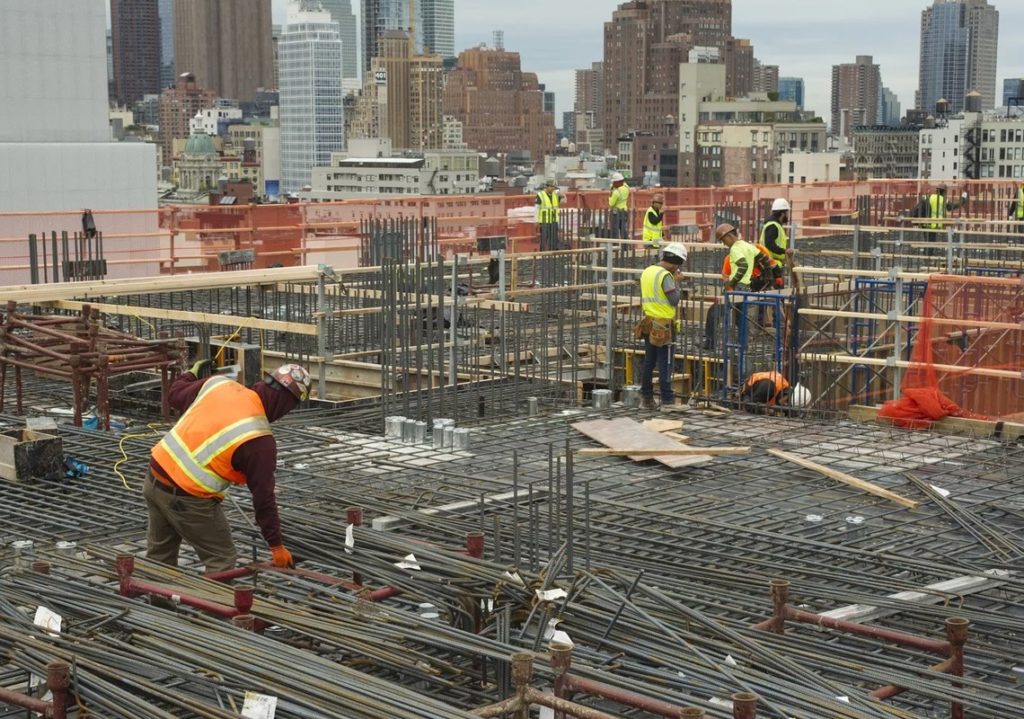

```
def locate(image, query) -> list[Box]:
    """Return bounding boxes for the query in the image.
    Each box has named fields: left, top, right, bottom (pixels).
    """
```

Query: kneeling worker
left=146, top=361, right=312, bottom=573
left=738, top=370, right=809, bottom=413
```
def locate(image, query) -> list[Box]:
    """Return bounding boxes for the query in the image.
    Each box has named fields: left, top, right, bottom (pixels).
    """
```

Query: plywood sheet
left=572, top=417, right=711, bottom=468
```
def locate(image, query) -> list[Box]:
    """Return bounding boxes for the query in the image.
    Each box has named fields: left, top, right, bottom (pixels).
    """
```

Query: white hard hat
left=610, top=172, right=624, bottom=182
left=789, top=383, right=810, bottom=408
left=771, top=198, right=791, bottom=212
left=662, top=242, right=688, bottom=262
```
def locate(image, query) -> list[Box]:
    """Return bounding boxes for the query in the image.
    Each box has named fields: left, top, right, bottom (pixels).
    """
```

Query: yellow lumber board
left=767, top=448, right=919, bottom=509
left=849, top=405, right=1024, bottom=440
left=577, top=446, right=749, bottom=457
left=46, top=300, right=319, bottom=336
left=641, top=419, right=683, bottom=433
left=0, top=266, right=326, bottom=302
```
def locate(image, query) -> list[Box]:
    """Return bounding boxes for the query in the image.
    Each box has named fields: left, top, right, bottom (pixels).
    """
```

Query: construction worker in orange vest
left=146, top=361, right=312, bottom=574
left=737, top=371, right=810, bottom=413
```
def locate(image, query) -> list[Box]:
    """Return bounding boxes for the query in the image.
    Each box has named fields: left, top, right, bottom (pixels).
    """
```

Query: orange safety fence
left=0, top=179, right=1021, bottom=286
left=879, top=274, right=1024, bottom=426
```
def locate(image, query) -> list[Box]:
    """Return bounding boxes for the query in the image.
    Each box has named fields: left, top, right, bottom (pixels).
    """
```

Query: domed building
left=173, top=131, right=223, bottom=193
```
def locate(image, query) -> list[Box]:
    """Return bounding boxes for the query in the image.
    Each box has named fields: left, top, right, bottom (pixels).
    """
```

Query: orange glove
left=270, top=545, right=294, bottom=569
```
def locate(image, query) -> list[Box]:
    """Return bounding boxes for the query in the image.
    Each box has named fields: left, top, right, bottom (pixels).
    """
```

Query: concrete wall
left=0, top=0, right=109, bottom=143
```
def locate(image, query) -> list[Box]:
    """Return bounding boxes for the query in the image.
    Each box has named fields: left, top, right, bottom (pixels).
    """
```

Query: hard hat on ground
left=268, top=364, right=312, bottom=402
left=610, top=172, right=624, bottom=182
left=662, top=242, right=688, bottom=263
left=714, top=223, right=737, bottom=242
left=789, top=383, right=810, bottom=407
left=771, top=198, right=791, bottom=213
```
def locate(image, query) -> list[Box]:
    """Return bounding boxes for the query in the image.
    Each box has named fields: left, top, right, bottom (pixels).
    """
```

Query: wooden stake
left=768, top=448, right=919, bottom=509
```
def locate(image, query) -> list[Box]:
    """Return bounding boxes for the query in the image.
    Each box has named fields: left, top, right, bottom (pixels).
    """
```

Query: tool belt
left=634, top=316, right=672, bottom=347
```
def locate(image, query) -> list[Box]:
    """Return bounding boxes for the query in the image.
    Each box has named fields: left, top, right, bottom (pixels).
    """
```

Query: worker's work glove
left=270, top=545, right=294, bottom=569
left=190, top=358, right=213, bottom=378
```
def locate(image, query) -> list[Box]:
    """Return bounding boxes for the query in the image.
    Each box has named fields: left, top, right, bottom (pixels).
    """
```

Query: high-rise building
left=174, top=0, right=275, bottom=101
left=574, top=62, right=604, bottom=126
left=279, top=2, right=345, bottom=193
left=539, top=85, right=556, bottom=115
left=918, top=0, right=999, bottom=114
left=878, top=87, right=901, bottom=127
left=159, top=0, right=175, bottom=88
left=602, top=0, right=740, bottom=147
left=752, top=59, right=779, bottom=94
left=831, top=55, right=881, bottom=141
left=1003, top=78, right=1024, bottom=107
left=159, top=72, right=217, bottom=164
left=418, top=0, right=455, bottom=59
left=443, top=46, right=556, bottom=167
left=320, top=0, right=360, bottom=90
left=350, top=31, right=444, bottom=150
left=362, top=0, right=455, bottom=71
left=361, top=0, right=408, bottom=76
left=111, top=0, right=163, bottom=106
left=778, top=77, right=805, bottom=110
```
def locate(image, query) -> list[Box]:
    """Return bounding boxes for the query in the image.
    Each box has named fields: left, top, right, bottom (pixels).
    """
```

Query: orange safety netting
left=878, top=274, right=1024, bottom=428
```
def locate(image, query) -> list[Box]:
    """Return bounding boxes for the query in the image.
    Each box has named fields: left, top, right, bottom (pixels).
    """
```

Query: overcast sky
left=273, top=0, right=1024, bottom=125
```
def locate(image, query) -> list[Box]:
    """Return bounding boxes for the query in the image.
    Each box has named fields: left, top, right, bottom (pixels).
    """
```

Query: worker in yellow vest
left=761, top=198, right=792, bottom=282
left=922, top=184, right=968, bottom=231
left=147, top=363, right=311, bottom=573
left=643, top=193, right=665, bottom=251
left=638, top=242, right=687, bottom=410
left=1008, top=184, right=1024, bottom=233
left=608, top=172, right=630, bottom=239
left=716, top=223, right=769, bottom=292
left=536, top=178, right=566, bottom=251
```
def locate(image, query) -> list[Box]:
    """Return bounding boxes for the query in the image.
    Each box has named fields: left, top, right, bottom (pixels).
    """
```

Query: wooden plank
left=642, top=419, right=683, bottom=433
left=767, top=448, right=919, bottom=509
left=47, top=300, right=319, bottom=336
left=0, top=265, right=325, bottom=302
left=571, top=418, right=712, bottom=468
left=849, top=405, right=1024, bottom=440
left=578, top=446, right=749, bottom=457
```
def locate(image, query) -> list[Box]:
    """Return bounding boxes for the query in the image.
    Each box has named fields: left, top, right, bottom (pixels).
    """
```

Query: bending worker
left=639, top=242, right=688, bottom=410
left=146, top=360, right=312, bottom=573
left=716, top=223, right=770, bottom=291
left=608, top=172, right=630, bottom=239
left=738, top=371, right=810, bottom=413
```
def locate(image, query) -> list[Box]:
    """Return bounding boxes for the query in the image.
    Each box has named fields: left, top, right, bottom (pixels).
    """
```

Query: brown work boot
left=640, top=397, right=658, bottom=410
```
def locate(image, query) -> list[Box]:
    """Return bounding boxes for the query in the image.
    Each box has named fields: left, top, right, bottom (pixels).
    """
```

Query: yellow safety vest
left=640, top=265, right=676, bottom=320
left=728, top=240, right=760, bottom=286
left=760, top=220, right=788, bottom=266
left=537, top=191, right=560, bottom=224
left=1017, top=186, right=1024, bottom=219
left=609, top=184, right=629, bottom=211
left=643, top=207, right=663, bottom=246
left=929, top=194, right=946, bottom=229
left=151, top=376, right=272, bottom=498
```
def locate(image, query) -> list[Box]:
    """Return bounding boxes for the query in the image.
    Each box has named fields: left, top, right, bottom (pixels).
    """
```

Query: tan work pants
left=143, top=473, right=237, bottom=573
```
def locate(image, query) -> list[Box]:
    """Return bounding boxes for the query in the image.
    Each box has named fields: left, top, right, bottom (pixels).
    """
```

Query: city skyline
left=269, top=0, right=1024, bottom=127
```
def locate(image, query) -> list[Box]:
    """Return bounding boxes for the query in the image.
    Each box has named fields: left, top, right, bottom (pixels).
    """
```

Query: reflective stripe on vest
left=643, top=208, right=663, bottom=244
left=537, top=191, right=560, bottom=223
left=728, top=240, right=760, bottom=286
left=760, top=220, right=788, bottom=266
left=609, top=185, right=629, bottom=211
left=1017, top=187, right=1024, bottom=219
left=929, top=194, right=946, bottom=229
left=151, top=376, right=271, bottom=498
left=640, top=265, right=676, bottom=319
left=744, top=371, right=789, bottom=404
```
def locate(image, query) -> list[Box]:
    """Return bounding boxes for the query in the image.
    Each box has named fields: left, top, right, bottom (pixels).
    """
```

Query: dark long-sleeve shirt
left=762, top=220, right=785, bottom=257
left=150, top=373, right=283, bottom=547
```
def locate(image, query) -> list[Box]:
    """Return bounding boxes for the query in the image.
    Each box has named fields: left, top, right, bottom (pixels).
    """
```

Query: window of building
left=789, top=161, right=795, bottom=172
